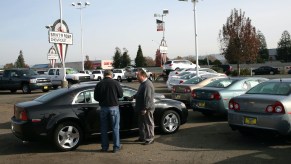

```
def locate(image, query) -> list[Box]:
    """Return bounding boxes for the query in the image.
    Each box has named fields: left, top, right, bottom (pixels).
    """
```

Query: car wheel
left=117, top=76, right=122, bottom=82
left=148, top=75, right=153, bottom=81
left=22, top=84, right=31, bottom=94
left=270, top=71, right=274, bottom=75
left=53, top=122, right=83, bottom=151
left=97, top=77, right=101, bottom=81
left=160, top=110, right=180, bottom=134
left=10, top=89, right=17, bottom=93
left=53, top=85, right=59, bottom=89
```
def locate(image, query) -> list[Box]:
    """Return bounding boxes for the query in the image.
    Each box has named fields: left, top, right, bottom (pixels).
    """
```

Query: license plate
left=175, top=94, right=181, bottom=99
left=244, top=117, right=257, bottom=125
left=198, top=101, right=205, bottom=108
left=44, top=86, right=48, bottom=89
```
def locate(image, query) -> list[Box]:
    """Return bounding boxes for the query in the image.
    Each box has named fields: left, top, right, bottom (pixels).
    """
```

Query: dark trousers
left=138, top=110, right=155, bottom=141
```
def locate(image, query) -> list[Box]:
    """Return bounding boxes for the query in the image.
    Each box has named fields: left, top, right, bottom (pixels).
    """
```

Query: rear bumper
left=191, top=99, right=228, bottom=115
left=11, top=117, right=47, bottom=141
left=228, top=110, right=291, bottom=135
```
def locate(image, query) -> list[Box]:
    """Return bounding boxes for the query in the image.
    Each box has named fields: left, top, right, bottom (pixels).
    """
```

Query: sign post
left=48, top=19, right=73, bottom=88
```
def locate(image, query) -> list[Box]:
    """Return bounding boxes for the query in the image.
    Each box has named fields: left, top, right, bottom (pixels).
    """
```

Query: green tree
left=112, top=47, right=122, bottom=68
left=84, top=55, right=94, bottom=70
left=120, top=48, right=131, bottom=68
left=219, top=9, right=260, bottom=74
left=257, top=30, right=269, bottom=63
left=14, top=50, right=27, bottom=68
left=135, top=45, right=145, bottom=67
left=276, top=30, right=291, bottom=62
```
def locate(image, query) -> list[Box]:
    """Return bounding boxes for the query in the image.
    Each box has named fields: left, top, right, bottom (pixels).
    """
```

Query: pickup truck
left=46, top=68, right=91, bottom=89
left=112, top=69, right=126, bottom=82
left=124, top=67, right=153, bottom=82
left=0, top=68, right=52, bottom=94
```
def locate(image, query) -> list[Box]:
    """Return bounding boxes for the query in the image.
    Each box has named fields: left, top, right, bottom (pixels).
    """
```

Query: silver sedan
left=228, top=78, right=291, bottom=136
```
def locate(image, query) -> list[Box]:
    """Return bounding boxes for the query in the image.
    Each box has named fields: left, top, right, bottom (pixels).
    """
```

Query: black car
left=11, top=83, right=188, bottom=151
left=252, top=66, right=280, bottom=75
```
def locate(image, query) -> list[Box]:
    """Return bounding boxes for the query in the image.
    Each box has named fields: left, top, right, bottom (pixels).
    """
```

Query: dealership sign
left=49, top=31, right=73, bottom=45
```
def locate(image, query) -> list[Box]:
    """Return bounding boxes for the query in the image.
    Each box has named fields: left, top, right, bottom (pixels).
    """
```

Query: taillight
left=210, top=92, right=221, bottom=100
left=184, top=87, right=191, bottom=93
left=20, top=110, right=28, bottom=121
left=265, top=101, right=285, bottom=114
left=175, top=71, right=179, bottom=74
left=169, top=64, right=173, bottom=66
left=172, top=87, right=176, bottom=93
left=229, top=99, right=240, bottom=111
left=179, top=80, right=184, bottom=84
left=191, top=90, right=197, bottom=98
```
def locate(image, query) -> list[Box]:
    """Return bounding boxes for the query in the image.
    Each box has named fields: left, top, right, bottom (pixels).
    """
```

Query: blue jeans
left=100, top=106, right=120, bottom=150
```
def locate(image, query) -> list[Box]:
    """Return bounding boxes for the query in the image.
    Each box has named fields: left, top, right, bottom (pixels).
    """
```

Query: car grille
left=36, top=78, right=51, bottom=83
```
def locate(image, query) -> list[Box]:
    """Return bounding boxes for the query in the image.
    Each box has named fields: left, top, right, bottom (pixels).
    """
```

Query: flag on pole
left=156, top=19, right=164, bottom=31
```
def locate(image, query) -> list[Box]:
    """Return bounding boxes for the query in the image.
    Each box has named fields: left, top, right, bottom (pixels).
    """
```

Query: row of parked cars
left=168, top=67, right=291, bottom=139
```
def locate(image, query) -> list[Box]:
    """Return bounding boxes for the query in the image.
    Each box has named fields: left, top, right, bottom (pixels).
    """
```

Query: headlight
left=180, top=102, right=186, bottom=109
left=29, top=79, right=37, bottom=83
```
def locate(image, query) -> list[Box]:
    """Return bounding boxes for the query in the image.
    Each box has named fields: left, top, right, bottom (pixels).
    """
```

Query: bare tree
left=219, top=8, right=260, bottom=74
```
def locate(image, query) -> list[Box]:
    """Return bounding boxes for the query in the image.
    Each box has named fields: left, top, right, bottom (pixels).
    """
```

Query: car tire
left=97, top=77, right=101, bottom=81
left=22, top=84, right=31, bottom=94
left=53, top=85, right=59, bottom=89
left=117, top=76, right=122, bottom=82
left=53, top=121, right=83, bottom=152
left=160, top=110, right=180, bottom=134
left=148, top=75, right=153, bottom=81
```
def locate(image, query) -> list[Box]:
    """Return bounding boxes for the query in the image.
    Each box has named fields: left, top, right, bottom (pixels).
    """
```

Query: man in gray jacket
left=133, top=68, right=155, bottom=145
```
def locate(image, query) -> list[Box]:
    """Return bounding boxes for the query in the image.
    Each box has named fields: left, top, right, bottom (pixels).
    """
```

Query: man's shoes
left=112, top=145, right=122, bottom=153
left=134, top=138, right=145, bottom=142
left=142, top=140, right=154, bottom=145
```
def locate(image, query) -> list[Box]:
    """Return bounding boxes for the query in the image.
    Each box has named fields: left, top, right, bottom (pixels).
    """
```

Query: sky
left=0, top=0, right=290, bottom=66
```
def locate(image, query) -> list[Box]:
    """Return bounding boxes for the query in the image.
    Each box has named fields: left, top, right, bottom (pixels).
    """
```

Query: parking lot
left=1, top=81, right=291, bottom=163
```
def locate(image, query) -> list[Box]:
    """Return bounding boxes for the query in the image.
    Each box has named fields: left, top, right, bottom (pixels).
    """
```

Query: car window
left=206, top=79, right=234, bottom=88
left=123, top=88, right=136, bottom=97
left=247, top=82, right=291, bottom=95
left=183, top=76, right=203, bottom=84
left=74, top=90, right=97, bottom=104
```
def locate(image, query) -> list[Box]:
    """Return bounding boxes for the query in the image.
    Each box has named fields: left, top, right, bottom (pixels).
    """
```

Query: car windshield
left=205, top=78, right=235, bottom=88
left=183, top=76, right=203, bottom=84
left=176, top=71, right=191, bottom=77
left=20, top=70, right=38, bottom=76
left=180, top=73, right=197, bottom=80
left=35, top=88, right=69, bottom=102
left=247, top=81, right=291, bottom=95
left=66, top=68, right=79, bottom=74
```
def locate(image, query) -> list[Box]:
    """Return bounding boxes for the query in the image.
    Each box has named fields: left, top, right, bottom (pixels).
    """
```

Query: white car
left=163, top=60, right=200, bottom=75
left=90, top=70, right=104, bottom=81
left=112, top=69, right=126, bottom=82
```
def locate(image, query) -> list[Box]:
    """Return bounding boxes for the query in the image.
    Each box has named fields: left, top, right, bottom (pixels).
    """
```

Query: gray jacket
left=134, top=79, right=155, bottom=111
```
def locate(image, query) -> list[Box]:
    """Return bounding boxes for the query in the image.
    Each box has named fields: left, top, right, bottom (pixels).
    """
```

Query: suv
left=90, top=70, right=104, bottom=81
left=163, top=60, right=199, bottom=75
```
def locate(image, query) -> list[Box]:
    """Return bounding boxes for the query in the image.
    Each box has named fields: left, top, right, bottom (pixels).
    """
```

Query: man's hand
left=141, top=110, right=146, bottom=115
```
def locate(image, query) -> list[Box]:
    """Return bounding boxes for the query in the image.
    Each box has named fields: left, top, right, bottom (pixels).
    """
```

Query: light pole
left=72, top=1, right=90, bottom=71
left=154, top=9, right=169, bottom=67
left=179, top=0, right=199, bottom=76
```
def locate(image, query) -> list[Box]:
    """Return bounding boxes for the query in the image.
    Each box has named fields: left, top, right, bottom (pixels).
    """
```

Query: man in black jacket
left=94, top=70, right=123, bottom=153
